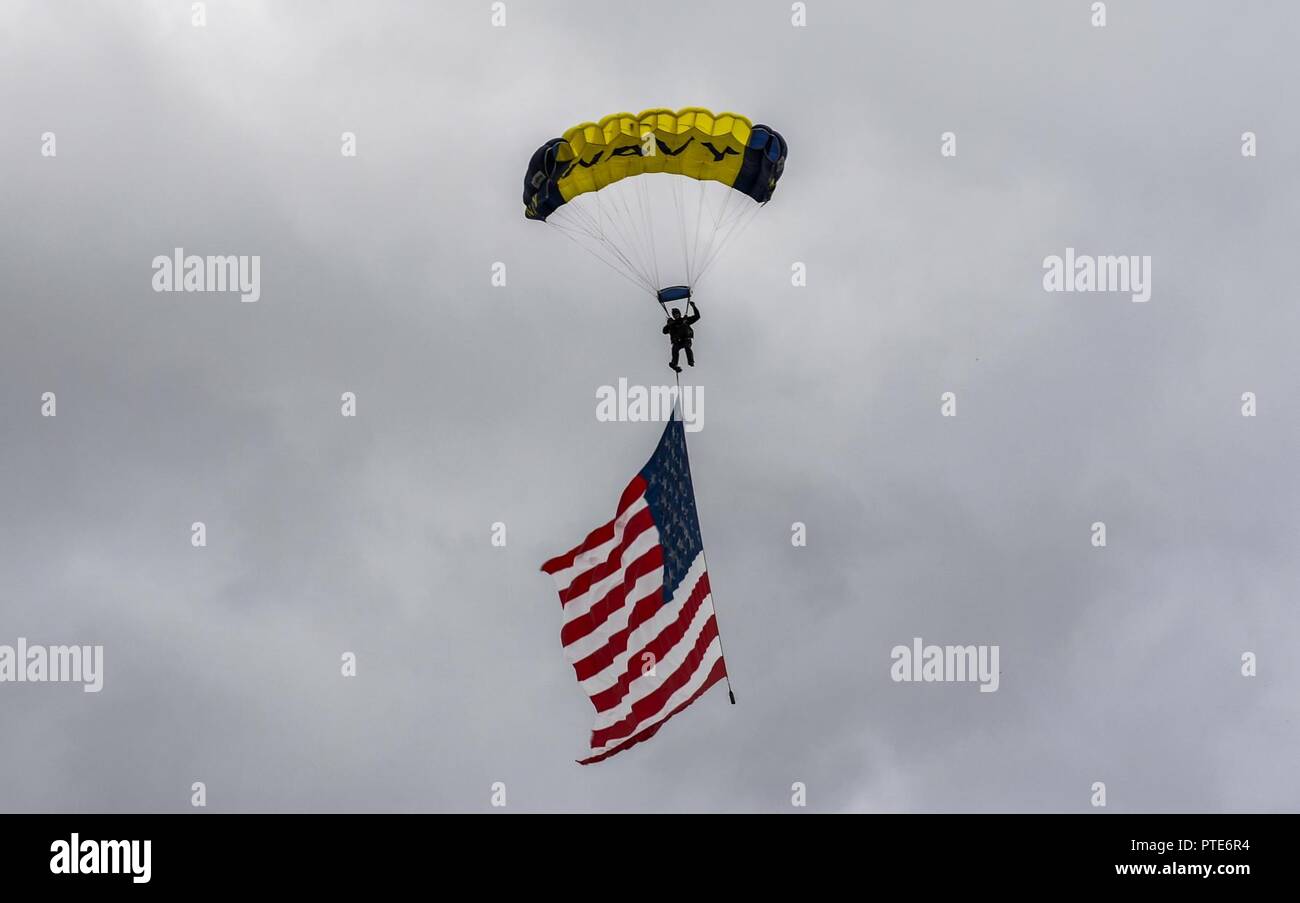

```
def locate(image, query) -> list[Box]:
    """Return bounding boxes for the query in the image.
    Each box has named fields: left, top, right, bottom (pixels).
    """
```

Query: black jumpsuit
left=663, top=304, right=701, bottom=370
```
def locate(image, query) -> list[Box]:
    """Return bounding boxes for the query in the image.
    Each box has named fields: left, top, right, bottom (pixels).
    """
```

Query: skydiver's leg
left=685, top=343, right=695, bottom=367
left=670, top=343, right=682, bottom=372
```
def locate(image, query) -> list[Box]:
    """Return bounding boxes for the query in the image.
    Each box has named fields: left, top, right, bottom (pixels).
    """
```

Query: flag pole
left=675, top=368, right=737, bottom=705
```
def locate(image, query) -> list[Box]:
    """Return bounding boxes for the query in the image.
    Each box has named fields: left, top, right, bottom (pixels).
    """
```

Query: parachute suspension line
left=686, top=180, right=713, bottom=285
left=671, top=172, right=693, bottom=287
left=689, top=175, right=708, bottom=282
left=632, top=176, right=660, bottom=294
left=696, top=200, right=763, bottom=286
left=703, top=183, right=729, bottom=263
left=688, top=176, right=708, bottom=283
left=590, top=177, right=650, bottom=290
left=598, top=180, right=656, bottom=292
left=549, top=196, right=657, bottom=296
left=549, top=217, right=657, bottom=296
left=693, top=181, right=740, bottom=288
left=699, top=181, right=729, bottom=266
left=560, top=217, right=655, bottom=295
left=612, top=178, right=653, bottom=290
left=636, top=173, right=662, bottom=292
left=555, top=197, right=656, bottom=295
left=673, top=367, right=736, bottom=706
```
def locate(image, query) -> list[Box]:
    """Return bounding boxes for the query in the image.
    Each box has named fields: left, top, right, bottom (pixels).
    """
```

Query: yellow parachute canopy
left=522, top=106, right=787, bottom=300
left=556, top=108, right=753, bottom=203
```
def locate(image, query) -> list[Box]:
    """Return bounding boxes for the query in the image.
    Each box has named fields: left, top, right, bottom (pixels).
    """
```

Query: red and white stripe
left=541, top=475, right=727, bottom=764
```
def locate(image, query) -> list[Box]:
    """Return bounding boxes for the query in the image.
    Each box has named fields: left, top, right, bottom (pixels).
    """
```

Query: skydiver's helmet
left=672, top=309, right=683, bottom=319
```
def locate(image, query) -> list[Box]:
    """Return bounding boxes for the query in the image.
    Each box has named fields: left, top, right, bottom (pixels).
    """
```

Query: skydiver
left=663, top=301, right=700, bottom=373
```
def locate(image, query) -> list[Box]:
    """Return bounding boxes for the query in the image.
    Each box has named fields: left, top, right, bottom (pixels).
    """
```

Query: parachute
left=523, top=107, right=787, bottom=310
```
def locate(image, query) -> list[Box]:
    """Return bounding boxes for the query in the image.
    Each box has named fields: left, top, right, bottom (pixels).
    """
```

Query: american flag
left=540, top=412, right=731, bottom=764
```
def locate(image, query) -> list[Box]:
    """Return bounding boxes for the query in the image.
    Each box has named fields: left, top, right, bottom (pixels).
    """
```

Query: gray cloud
left=1, top=0, right=1297, bottom=812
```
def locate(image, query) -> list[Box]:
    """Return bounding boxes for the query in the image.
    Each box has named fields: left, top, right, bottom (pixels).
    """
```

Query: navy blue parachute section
left=732, top=125, right=787, bottom=207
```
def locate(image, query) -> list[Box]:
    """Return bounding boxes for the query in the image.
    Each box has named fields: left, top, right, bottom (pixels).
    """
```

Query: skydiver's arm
left=686, top=303, right=700, bottom=324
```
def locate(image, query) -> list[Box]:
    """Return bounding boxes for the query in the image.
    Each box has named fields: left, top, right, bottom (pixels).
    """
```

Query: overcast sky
left=2, top=0, right=1298, bottom=812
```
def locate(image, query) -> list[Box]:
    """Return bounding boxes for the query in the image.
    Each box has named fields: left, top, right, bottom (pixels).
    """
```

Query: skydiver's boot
left=670, top=363, right=682, bottom=373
